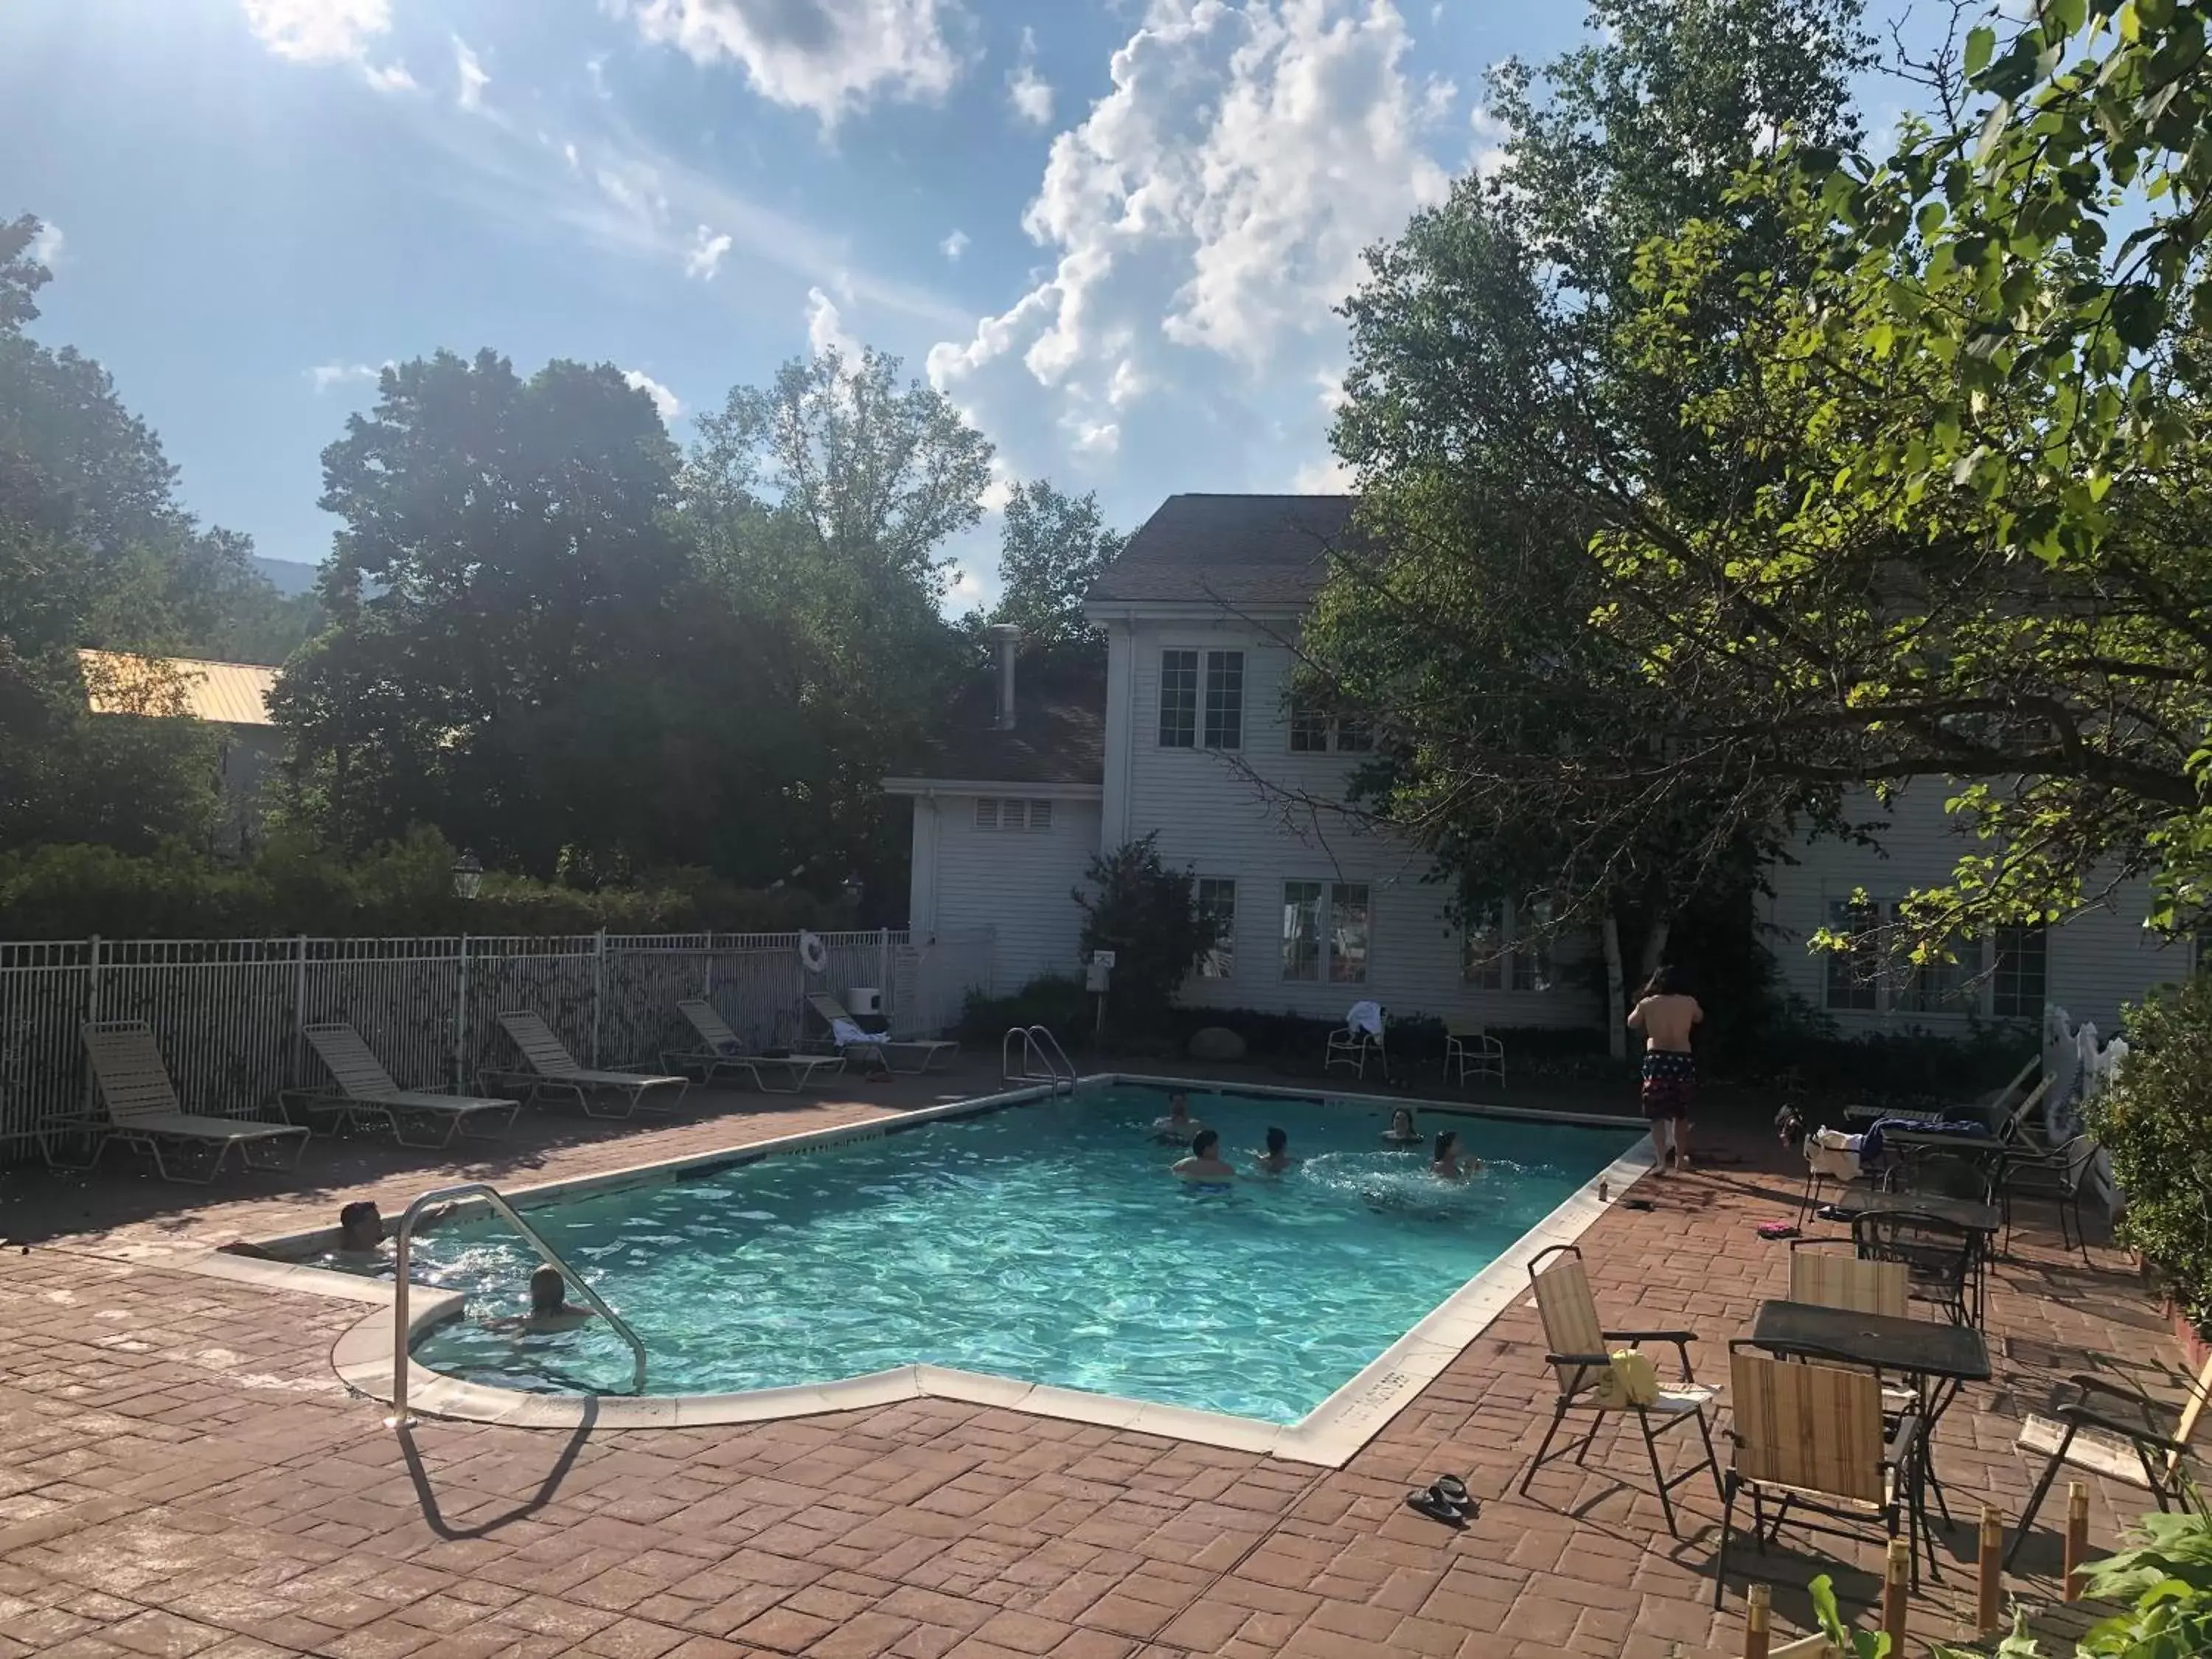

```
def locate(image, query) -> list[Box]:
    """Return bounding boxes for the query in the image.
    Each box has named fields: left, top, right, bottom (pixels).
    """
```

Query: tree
left=987, top=479, right=1125, bottom=654
left=1074, top=835, right=1223, bottom=1033
left=1304, top=0, right=1872, bottom=1046
left=276, top=349, right=689, bottom=869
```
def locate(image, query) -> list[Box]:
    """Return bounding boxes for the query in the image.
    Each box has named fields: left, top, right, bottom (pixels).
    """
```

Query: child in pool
left=1430, top=1130, right=1483, bottom=1180
left=1172, top=1129, right=1238, bottom=1184
left=1250, top=1126, right=1299, bottom=1175
left=1382, top=1107, right=1421, bottom=1147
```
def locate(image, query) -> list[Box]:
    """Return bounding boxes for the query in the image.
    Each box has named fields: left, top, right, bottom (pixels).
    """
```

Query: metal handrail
left=389, top=1180, right=647, bottom=1426
left=1001, top=1024, right=1075, bottom=1094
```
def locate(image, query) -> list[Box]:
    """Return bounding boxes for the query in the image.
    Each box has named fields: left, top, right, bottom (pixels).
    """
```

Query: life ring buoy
left=797, top=931, right=830, bottom=974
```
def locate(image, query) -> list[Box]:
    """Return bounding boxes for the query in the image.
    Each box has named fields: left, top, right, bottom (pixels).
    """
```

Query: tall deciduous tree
left=987, top=479, right=1125, bottom=655
left=1304, top=0, right=1873, bottom=1046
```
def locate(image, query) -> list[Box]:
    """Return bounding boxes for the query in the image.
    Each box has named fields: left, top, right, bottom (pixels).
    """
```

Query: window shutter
left=1029, top=799, right=1053, bottom=830
left=975, top=799, right=998, bottom=830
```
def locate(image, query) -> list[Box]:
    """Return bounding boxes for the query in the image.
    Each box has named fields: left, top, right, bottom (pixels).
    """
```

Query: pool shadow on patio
left=394, top=1408, right=597, bottom=1542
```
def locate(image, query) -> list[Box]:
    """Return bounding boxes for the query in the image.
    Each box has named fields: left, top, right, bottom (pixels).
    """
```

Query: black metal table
left=1819, top=1190, right=2000, bottom=1235
left=1750, top=1300, right=1992, bottom=1557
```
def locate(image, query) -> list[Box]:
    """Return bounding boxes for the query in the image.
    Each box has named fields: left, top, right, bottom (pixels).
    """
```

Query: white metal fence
left=0, top=927, right=995, bottom=1147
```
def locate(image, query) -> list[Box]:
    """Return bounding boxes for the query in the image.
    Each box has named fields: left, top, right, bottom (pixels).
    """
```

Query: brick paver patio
left=0, top=1062, right=2189, bottom=1657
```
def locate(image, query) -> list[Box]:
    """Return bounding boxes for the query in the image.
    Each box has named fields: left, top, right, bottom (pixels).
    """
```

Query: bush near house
left=1072, top=835, right=1222, bottom=1034
left=2088, top=974, right=2212, bottom=1329
left=0, top=828, right=840, bottom=939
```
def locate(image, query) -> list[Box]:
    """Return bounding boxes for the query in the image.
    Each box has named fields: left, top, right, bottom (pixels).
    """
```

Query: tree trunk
left=1603, top=911, right=1627, bottom=1062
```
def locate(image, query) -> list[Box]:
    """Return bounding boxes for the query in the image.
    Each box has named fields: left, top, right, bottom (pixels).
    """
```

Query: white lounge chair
left=483, top=1010, right=689, bottom=1118
left=803, top=992, right=956, bottom=1074
left=63, top=1020, right=310, bottom=1184
left=664, top=998, right=846, bottom=1094
left=291, top=1022, right=520, bottom=1147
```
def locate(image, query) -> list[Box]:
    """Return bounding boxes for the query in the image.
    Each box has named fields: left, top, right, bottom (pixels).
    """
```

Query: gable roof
left=77, top=650, right=278, bottom=727
left=1085, top=493, right=1357, bottom=611
left=886, top=653, right=1106, bottom=790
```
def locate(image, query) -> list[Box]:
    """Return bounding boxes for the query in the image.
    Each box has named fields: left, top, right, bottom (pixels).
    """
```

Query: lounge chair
left=290, top=1022, right=520, bottom=1148
left=1715, top=1345, right=1923, bottom=1608
left=483, top=1011, right=689, bottom=1118
left=60, top=1020, right=310, bottom=1184
left=803, top=992, right=956, bottom=1074
left=1442, top=1018, right=1503, bottom=1088
left=2008, top=1352, right=2211, bottom=1568
left=1519, top=1243, right=1721, bottom=1538
left=664, top=998, right=846, bottom=1094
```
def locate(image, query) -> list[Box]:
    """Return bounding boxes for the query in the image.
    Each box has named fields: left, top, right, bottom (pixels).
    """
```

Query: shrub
left=0, top=827, right=838, bottom=939
left=1073, top=835, right=1221, bottom=1034
left=2088, top=972, right=2212, bottom=1326
left=958, top=973, right=1091, bottom=1047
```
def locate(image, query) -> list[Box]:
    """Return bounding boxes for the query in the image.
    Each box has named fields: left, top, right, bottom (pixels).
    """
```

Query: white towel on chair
left=831, top=1018, right=877, bottom=1048
left=1348, top=1001, right=1383, bottom=1037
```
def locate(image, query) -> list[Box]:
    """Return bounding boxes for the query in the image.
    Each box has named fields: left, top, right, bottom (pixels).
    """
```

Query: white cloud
left=804, top=285, right=863, bottom=360
left=454, top=36, right=491, bottom=111
left=623, top=369, right=684, bottom=422
left=238, top=0, right=390, bottom=64
left=684, top=223, right=734, bottom=279
left=362, top=60, right=420, bottom=94
left=940, top=228, right=970, bottom=261
left=27, top=221, right=63, bottom=268
left=1469, top=102, right=1510, bottom=180
left=563, top=141, right=582, bottom=172
left=1008, top=27, right=1054, bottom=126
left=928, top=0, right=1450, bottom=499
left=308, top=361, right=389, bottom=393
left=619, top=0, right=963, bottom=128
left=1291, top=453, right=1354, bottom=492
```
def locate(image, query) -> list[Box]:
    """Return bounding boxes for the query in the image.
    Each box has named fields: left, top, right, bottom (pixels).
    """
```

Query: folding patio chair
left=1787, top=1241, right=1910, bottom=1321
left=69, top=1020, right=309, bottom=1184
left=2007, top=1360, right=2210, bottom=1569
left=803, top=992, right=956, bottom=1074
left=1519, top=1244, right=1722, bottom=1538
left=664, top=998, right=846, bottom=1093
left=483, top=1010, right=689, bottom=1118
left=291, top=1021, right=519, bottom=1148
left=1715, top=1346, right=1924, bottom=1609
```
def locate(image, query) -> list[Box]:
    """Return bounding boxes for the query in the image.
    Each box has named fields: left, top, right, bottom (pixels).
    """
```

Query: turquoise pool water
left=397, top=1086, right=1637, bottom=1423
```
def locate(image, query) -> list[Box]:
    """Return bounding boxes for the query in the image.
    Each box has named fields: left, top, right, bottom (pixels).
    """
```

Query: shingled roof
left=888, top=653, right=1106, bottom=788
left=1085, top=493, right=1357, bottom=611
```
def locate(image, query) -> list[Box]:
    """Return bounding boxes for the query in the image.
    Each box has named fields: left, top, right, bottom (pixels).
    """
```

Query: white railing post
left=82, top=934, right=102, bottom=1118
left=878, top=927, right=892, bottom=1028
left=591, top=928, right=607, bottom=1067
left=454, top=933, right=470, bottom=1093
left=292, top=935, right=308, bottom=1088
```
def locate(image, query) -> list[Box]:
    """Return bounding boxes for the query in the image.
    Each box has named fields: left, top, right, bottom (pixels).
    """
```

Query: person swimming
left=486, top=1265, right=599, bottom=1334
left=1251, top=1126, right=1299, bottom=1175
left=1172, top=1128, right=1237, bottom=1183
left=1152, top=1091, right=1207, bottom=1143
left=1382, top=1107, right=1421, bottom=1147
left=1430, top=1130, right=1483, bottom=1180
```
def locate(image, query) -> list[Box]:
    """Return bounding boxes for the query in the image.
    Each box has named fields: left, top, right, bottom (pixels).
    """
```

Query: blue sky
left=1, top=1, right=1894, bottom=608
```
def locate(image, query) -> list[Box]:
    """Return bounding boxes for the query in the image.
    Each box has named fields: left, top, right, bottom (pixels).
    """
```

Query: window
left=1282, top=881, right=1369, bottom=983
left=974, top=799, right=1054, bottom=832
left=1281, top=882, right=1324, bottom=981
left=1824, top=900, right=1882, bottom=1012
left=1203, top=651, right=1244, bottom=749
left=1329, top=883, right=1370, bottom=984
left=1159, top=650, right=1198, bottom=748
left=1290, top=696, right=1374, bottom=754
left=1902, top=932, right=1975, bottom=1013
left=1196, top=878, right=1237, bottom=979
left=1991, top=925, right=2048, bottom=1019
left=1461, top=897, right=1553, bottom=992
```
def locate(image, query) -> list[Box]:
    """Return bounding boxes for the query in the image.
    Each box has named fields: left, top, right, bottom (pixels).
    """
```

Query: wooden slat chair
left=803, top=992, right=956, bottom=1075
left=483, top=1011, right=689, bottom=1118
left=1716, top=1346, right=1924, bottom=1610
left=1788, top=1242, right=1910, bottom=1320
left=293, top=1022, right=518, bottom=1148
left=68, top=1020, right=309, bottom=1184
left=663, top=998, right=846, bottom=1094
left=1520, top=1243, right=1722, bottom=1538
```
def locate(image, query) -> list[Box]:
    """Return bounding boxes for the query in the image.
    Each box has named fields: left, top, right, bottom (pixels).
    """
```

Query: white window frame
left=1281, top=880, right=1370, bottom=984
left=1195, top=877, right=1237, bottom=980
left=1202, top=650, right=1244, bottom=751
left=1820, top=900, right=2049, bottom=1019
left=1288, top=695, right=1373, bottom=754
left=1461, top=897, right=1555, bottom=992
left=974, top=798, right=1054, bottom=832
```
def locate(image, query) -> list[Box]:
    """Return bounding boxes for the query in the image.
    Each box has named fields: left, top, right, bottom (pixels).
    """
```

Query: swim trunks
left=1641, top=1050, right=1695, bottom=1119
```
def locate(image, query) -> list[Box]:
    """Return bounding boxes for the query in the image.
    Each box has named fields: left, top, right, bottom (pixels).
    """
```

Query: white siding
left=908, top=793, right=1102, bottom=990
left=1119, top=619, right=1601, bottom=1029
left=1766, top=784, right=2195, bottom=1034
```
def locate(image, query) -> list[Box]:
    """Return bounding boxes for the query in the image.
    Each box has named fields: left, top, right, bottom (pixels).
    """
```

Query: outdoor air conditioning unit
left=848, top=987, right=883, bottom=1018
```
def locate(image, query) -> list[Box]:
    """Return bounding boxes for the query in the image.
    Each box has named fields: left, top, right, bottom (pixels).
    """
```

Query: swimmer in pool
left=1172, top=1129, right=1238, bottom=1183
left=1430, top=1130, right=1483, bottom=1180
left=487, top=1265, right=599, bottom=1333
left=1152, top=1092, right=1207, bottom=1143
left=1382, top=1107, right=1421, bottom=1147
left=1250, top=1126, right=1299, bottom=1175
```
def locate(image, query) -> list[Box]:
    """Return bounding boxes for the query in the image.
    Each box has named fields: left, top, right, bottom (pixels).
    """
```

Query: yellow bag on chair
left=1590, top=1348, right=1661, bottom=1409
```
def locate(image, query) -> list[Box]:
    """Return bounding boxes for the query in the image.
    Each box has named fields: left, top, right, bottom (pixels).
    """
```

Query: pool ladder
left=386, top=1180, right=647, bottom=1427
left=1002, top=1025, right=1077, bottom=1095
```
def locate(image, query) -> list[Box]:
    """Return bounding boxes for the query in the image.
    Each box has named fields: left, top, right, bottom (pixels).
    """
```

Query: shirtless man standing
left=1627, top=967, right=1703, bottom=1172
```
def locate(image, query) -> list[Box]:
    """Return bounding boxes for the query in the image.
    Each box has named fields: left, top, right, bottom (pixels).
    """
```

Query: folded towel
left=831, top=1018, right=877, bottom=1048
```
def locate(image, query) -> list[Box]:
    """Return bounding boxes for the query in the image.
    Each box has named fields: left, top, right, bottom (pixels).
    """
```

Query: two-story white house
left=888, top=494, right=2202, bottom=1038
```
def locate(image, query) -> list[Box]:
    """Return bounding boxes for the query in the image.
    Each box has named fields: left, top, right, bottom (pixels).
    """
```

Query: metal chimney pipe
left=987, top=624, right=1020, bottom=730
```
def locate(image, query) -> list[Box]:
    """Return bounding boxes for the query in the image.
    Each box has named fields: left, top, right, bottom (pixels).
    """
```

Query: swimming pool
left=388, top=1083, right=1642, bottom=1426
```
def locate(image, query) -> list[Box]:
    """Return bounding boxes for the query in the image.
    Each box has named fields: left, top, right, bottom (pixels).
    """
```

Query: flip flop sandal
left=1756, top=1221, right=1799, bottom=1240
left=1404, top=1484, right=1467, bottom=1526
left=1624, top=1197, right=1655, bottom=1211
left=1433, top=1475, right=1478, bottom=1519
